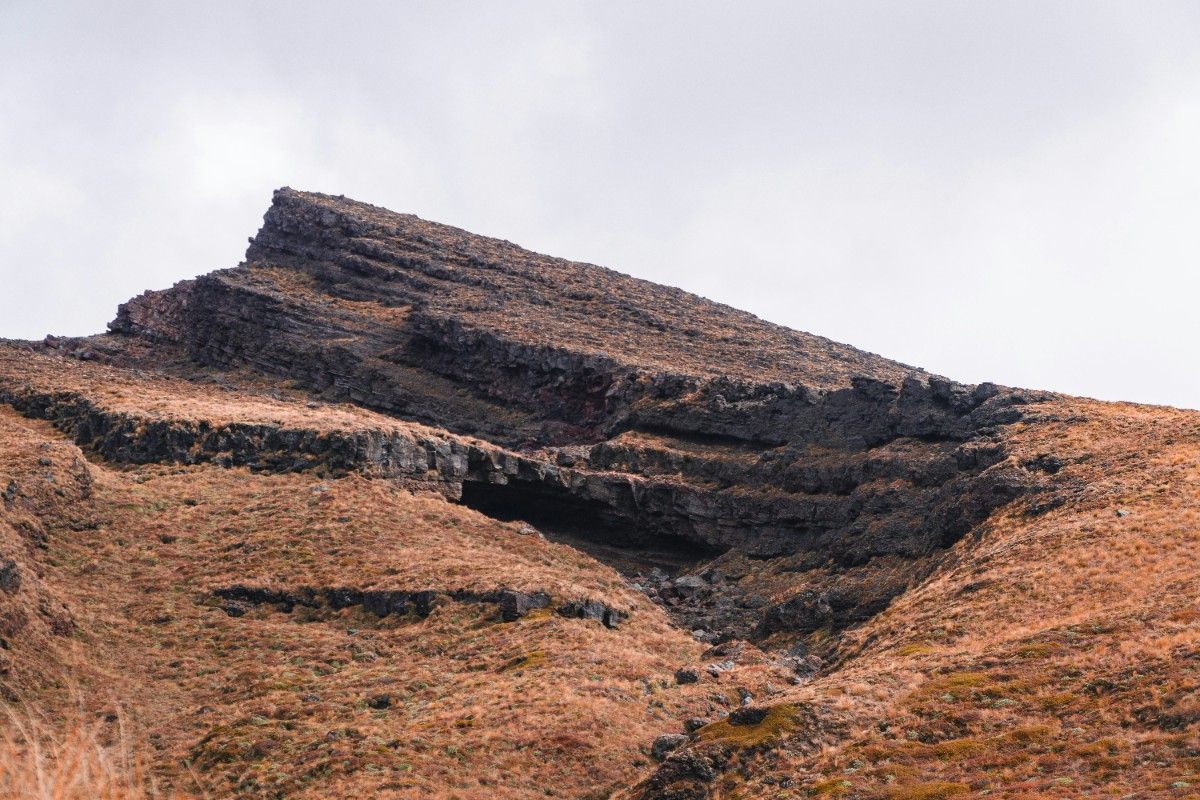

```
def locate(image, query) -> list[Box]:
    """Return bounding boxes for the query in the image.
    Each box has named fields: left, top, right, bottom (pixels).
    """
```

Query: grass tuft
left=0, top=705, right=167, bottom=799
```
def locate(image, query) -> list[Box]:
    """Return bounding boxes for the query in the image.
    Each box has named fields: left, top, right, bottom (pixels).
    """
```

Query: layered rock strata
left=10, top=189, right=1056, bottom=648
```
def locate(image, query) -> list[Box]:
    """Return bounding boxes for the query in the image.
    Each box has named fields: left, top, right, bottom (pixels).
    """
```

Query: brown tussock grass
left=7, top=350, right=1200, bottom=798
left=0, top=705, right=182, bottom=800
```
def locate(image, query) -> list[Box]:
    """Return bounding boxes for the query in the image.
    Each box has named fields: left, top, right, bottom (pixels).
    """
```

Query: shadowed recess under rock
left=459, top=478, right=726, bottom=575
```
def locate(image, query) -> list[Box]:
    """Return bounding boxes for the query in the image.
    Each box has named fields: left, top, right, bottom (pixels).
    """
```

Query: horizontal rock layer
left=211, top=585, right=626, bottom=628
left=63, top=189, right=1058, bottom=643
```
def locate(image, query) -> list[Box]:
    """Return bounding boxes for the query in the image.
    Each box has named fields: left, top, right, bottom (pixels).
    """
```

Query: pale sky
left=3, top=2, right=1198, bottom=408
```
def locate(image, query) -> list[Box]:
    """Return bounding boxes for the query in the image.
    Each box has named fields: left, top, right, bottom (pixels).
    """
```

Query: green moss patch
left=497, top=650, right=546, bottom=673
left=693, top=704, right=802, bottom=749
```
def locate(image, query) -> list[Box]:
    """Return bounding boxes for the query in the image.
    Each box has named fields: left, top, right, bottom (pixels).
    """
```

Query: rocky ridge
left=19, top=189, right=1060, bottom=649
left=7, top=190, right=1184, bottom=800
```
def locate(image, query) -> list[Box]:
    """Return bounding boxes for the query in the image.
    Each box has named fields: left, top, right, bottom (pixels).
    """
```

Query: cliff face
left=91, top=189, right=1058, bottom=648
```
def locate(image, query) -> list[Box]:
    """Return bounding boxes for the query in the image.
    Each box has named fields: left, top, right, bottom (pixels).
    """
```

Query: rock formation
left=3, top=189, right=1194, bottom=800
left=81, top=188, right=1057, bottom=646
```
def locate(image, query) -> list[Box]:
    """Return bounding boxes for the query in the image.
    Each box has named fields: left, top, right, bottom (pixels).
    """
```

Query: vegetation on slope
left=2, top=190, right=1197, bottom=799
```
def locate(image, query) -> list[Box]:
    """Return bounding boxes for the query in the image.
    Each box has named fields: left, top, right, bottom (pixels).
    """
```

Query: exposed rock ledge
left=16, top=188, right=1063, bottom=651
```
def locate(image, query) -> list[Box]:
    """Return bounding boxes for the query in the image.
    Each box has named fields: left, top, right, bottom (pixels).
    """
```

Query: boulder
left=650, top=733, right=688, bottom=762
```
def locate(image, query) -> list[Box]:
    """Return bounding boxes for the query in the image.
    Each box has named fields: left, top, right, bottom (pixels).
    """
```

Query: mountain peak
left=5, top=190, right=1191, bottom=800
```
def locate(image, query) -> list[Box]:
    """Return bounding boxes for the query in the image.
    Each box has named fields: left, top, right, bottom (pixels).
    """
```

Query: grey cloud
left=2, top=1, right=1198, bottom=408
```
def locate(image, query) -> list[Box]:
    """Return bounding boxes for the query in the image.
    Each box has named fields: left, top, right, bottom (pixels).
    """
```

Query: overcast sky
left=3, top=2, right=1198, bottom=408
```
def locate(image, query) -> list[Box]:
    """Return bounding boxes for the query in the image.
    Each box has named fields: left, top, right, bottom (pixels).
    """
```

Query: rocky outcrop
left=1, top=375, right=1050, bottom=642
left=107, top=188, right=923, bottom=445
left=210, top=584, right=625, bottom=627
left=110, top=282, right=196, bottom=343
left=41, top=188, right=1062, bottom=647
left=0, top=386, right=474, bottom=496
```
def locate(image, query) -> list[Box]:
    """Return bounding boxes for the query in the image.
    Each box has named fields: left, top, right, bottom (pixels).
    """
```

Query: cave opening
left=459, top=479, right=724, bottom=576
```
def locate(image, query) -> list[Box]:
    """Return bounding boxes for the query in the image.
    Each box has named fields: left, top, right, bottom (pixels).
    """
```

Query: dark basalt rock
left=365, top=694, right=391, bottom=710
left=632, top=750, right=720, bottom=800
left=498, top=589, right=550, bottom=622
left=758, top=586, right=902, bottom=637
left=22, top=188, right=1063, bottom=646
left=727, top=706, right=770, bottom=726
left=651, top=733, right=688, bottom=761
left=210, top=584, right=624, bottom=628
left=557, top=598, right=627, bottom=629
left=0, top=560, right=20, bottom=594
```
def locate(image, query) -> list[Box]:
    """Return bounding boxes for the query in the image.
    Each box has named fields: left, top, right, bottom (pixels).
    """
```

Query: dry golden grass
left=0, top=345, right=482, bottom=440
left=9, top=189, right=1200, bottom=798
left=0, top=705, right=167, bottom=800
left=1, top=403, right=796, bottom=798
left=5, top=348, right=1200, bottom=798
left=671, top=397, right=1200, bottom=799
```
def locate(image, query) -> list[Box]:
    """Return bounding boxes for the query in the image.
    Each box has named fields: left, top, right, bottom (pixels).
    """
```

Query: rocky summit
left=2, top=189, right=1198, bottom=799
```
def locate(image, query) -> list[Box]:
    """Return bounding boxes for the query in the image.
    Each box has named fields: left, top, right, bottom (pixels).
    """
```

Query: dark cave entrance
left=459, top=479, right=724, bottom=576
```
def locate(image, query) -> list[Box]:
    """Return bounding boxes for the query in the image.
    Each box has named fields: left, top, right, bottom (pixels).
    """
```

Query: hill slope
left=1, top=190, right=1196, bottom=799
